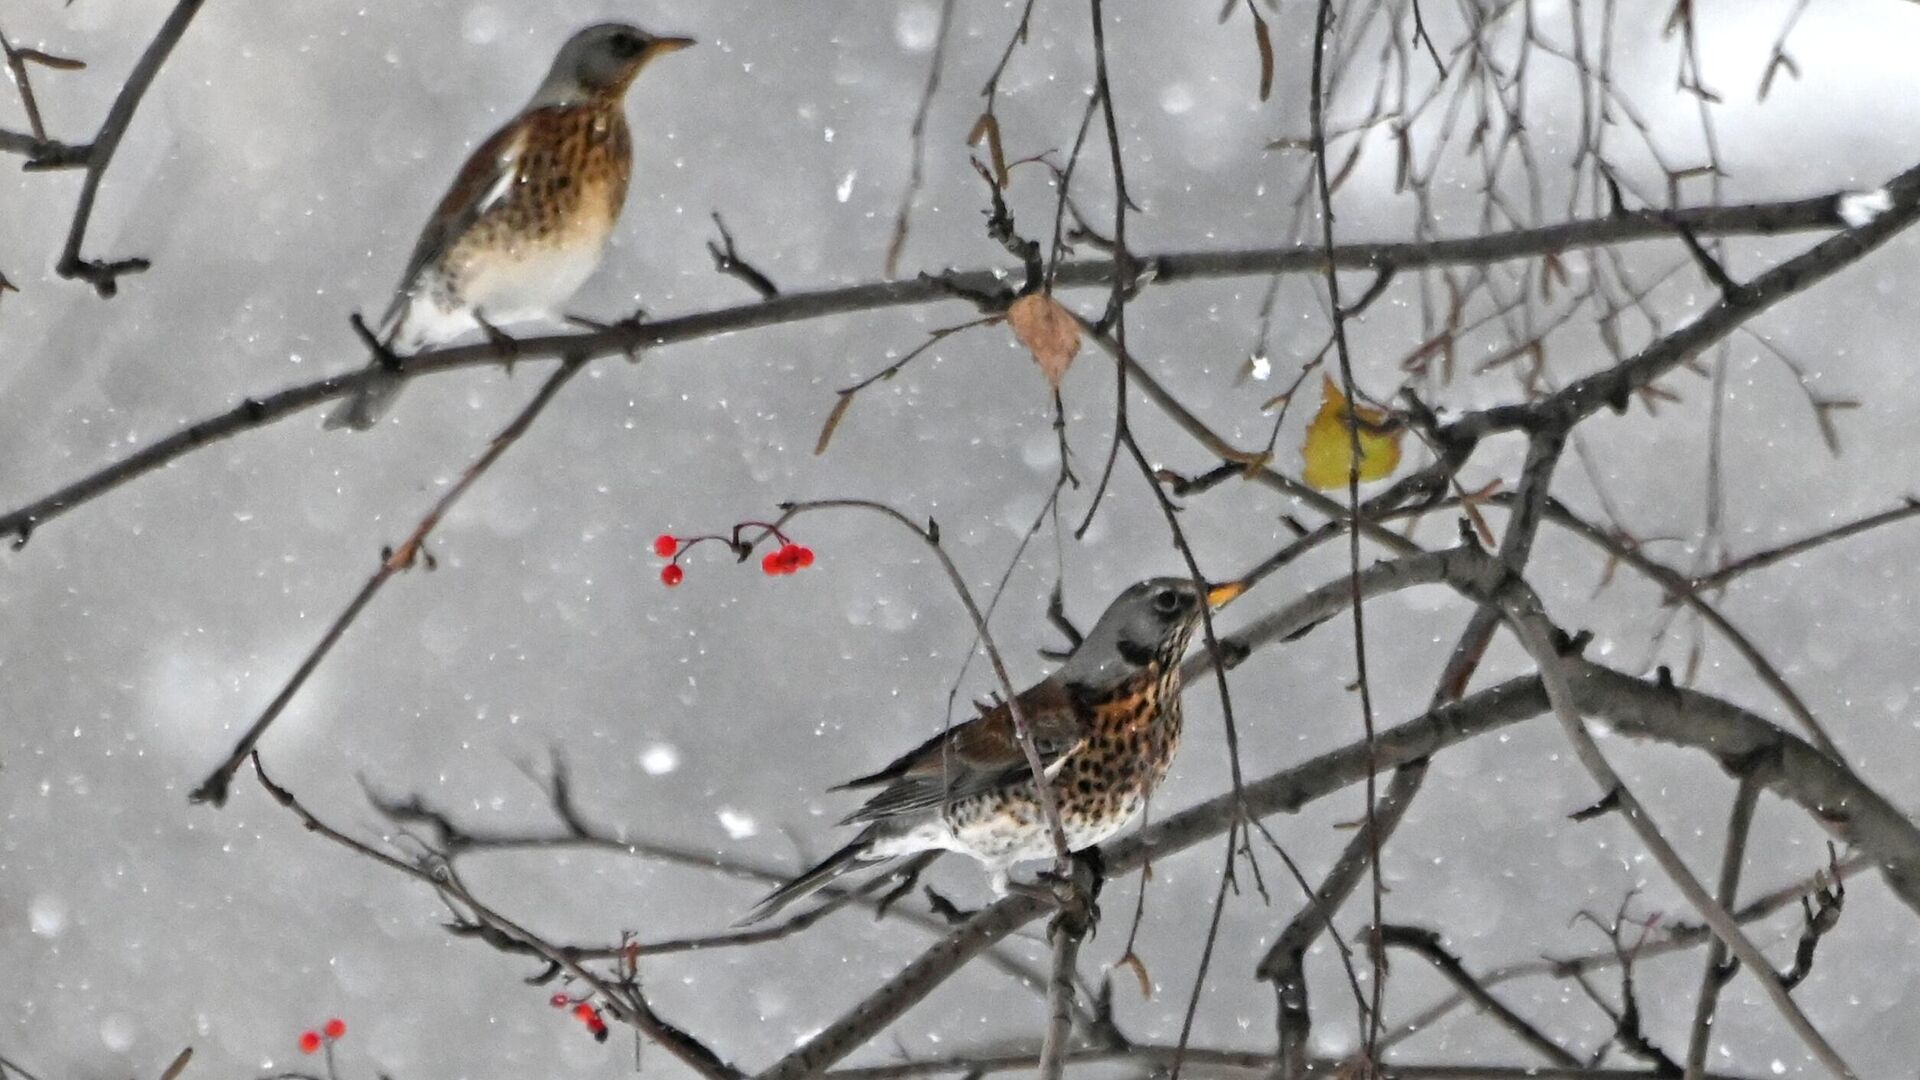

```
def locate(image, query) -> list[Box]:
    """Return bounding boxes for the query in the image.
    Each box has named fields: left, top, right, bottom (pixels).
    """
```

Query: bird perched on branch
left=326, top=23, right=693, bottom=430
left=737, top=575, right=1246, bottom=926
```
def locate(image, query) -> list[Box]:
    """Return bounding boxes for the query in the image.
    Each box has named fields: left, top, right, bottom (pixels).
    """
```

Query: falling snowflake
left=717, top=807, right=758, bottom=840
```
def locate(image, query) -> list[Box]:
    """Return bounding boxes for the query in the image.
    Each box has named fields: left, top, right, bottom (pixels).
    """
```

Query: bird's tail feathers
left=323, top=370, right=405, bottom=431
left=324, top=310, right=410, bottom=432
left=734, top=833, right=878, bottom=927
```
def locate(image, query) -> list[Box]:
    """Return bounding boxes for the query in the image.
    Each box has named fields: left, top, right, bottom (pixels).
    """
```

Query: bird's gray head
left=1055, top=576, right=1245, bottom=686
left=533, top=23, right=693, bottom=105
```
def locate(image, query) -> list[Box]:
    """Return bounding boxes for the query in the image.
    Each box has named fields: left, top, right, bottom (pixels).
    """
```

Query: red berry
left=550, top=993, right=570, bottom=1008
left=762, top=552, right=781, bottom=576
left=573, top=1003, right=596, bottom=1020
left=660, top=564, right=685, bottom=587
left=299, top=1032, right=322, bottom=1055
left=590, top=1021, right=610, bottom=1043
left=652, top=534, right=677, bottom=558
left=769, top=545, right=798, bottom=574
left=795, top=546, right=815, bottom=568
left=324, top=1019, right=346, bottom=1040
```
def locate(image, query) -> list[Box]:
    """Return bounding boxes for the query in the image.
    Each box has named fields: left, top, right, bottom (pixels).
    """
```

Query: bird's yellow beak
left=1205, top=580, right=1247, bottom=609
left=649, top=35, right=696, bottom=56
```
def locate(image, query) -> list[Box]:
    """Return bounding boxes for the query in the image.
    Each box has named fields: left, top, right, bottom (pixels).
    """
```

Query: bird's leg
left=1005, top=852, right=1105, bottom=935
left=566, top=308, right=648, bottom=361
left=473, top=311, right=521, bottom=375
left=921, top=886, right=975, bottom=926
left=349, top=312, right=405, bottom=374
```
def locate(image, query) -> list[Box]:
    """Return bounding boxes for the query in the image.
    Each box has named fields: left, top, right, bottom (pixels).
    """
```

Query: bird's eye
left=612, top=33, right=645, bottom=58
left=1151, top=589, right=1184, bottom=615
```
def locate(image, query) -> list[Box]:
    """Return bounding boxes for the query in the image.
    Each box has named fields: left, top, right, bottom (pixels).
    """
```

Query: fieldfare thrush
left=737, top=575, right=1246, bottom=926
left=326, top=23, right=692, bottom=430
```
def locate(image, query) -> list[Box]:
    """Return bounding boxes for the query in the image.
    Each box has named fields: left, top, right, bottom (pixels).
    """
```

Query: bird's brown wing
left=377, top=115, right=534, bottom=334
left=836, top=680, right=1088, bottom=824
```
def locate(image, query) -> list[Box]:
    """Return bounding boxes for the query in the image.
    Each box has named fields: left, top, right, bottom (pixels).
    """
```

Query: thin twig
left=54, top=0, right=207, bottom=296
left=0, top=186, right=1887, bottom=548
left=1307, top=0, right=1390, bottom=1057
left=1378, top=925, right=1582, bottom=1067
left=883, top=0, right=959, bottom=277
left=776, top=498, right=1072, bottom=864
left=1693, top=498, right=1920, bottom=591
left=1473, top=557, right=1859, bottom=1078
left=190, top=357, right=587, bottom=806
left=1382, top=857, right=1869, bottom=1053
left=1684, top=773, right=1761, bottom=1079
left=708, top=212, right=780, bottom=299
left=250, top=756, right=743, bottom=1080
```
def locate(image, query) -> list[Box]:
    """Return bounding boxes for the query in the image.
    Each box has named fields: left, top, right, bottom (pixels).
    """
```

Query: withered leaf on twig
left=1006, top=293, right=1081, bottom=389
left=814, top=392, right=855, bottom=456
left=1246, top=0, right=1274, bottom=102
left=967, top=112, right=1010, bottom=189
left=1113, top=949, right=1153, bottom=998
left=18, top=47, right=85, bottom=70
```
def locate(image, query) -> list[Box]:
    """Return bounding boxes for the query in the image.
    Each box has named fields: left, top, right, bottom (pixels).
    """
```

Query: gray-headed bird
left=738, top=576, right=1245, bottom=926
left=327, top=23, right=692, bottom=430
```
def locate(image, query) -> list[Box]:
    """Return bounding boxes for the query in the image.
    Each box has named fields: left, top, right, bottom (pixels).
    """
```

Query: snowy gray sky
left=6, top=1, right=1920, bottom=1077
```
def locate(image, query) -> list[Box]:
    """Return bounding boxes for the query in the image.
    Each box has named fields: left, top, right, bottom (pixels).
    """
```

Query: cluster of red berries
left=297, top=1018, right=346, bottom=1055
left=760, top=542, right=815, bottom=576
left=550, top=993, right=610, bottom=1042
left=650, top=525, right=816, bottom=588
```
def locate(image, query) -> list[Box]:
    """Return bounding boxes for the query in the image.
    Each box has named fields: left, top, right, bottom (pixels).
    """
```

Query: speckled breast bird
left=325, top=23, right=693, bottom=431
left=737, top=576, right=1245, bottom=926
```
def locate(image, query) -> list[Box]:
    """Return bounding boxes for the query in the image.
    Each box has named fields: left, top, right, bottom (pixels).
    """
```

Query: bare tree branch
left=1378, top=925, right=1582, bottom=1068
left=190, top=358, right=587, bottom=806
left=49, top=0, right=207, bottom=296
left=0, top=184, right=1889, bottom=548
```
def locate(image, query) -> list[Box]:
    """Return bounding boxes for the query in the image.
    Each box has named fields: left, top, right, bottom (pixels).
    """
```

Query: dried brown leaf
left=1007, top=293, right=1081, bottom=388
left=19, top=48, right=85, bottom=70
left=966, top=112, right=1010, bottom=189
left=814, top=393, right=855, bottom=456
left=1247, top=1, right=1274, bottom=102
left=1114, top=949, right=1153, bottom=998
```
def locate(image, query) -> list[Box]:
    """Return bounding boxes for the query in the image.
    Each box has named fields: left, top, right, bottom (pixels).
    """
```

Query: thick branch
left=826, top=1045, right=1750, bottom=1079
left=0, top=185, right=1880, bottom=548
left=1473, top=561, right=1856, bottom=1076
left=1457, top=158, right=1920, bottom=441
left=762, top=548, right=1920, bottom=1075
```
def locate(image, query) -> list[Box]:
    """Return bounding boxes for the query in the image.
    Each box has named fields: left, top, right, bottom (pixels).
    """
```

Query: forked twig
left=191, top=358, right=588, bottom=805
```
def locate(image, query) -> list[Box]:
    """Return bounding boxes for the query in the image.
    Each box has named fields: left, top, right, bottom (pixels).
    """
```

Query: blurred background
left=4, top=0, right=1920, bottom=1076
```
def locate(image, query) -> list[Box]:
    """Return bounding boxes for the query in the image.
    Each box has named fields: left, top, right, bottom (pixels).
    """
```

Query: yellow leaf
left=1300, top=376, right=1403, bottom=489
left=1006, top=293, right=1081, bottom=389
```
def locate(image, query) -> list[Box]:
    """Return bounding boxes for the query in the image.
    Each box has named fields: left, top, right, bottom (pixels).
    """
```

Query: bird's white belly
left=944, top=793, right=1146, bottom=870
left=398, top=240, right=605, bottom=348
left=461, top=239, right=605, bottom=323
